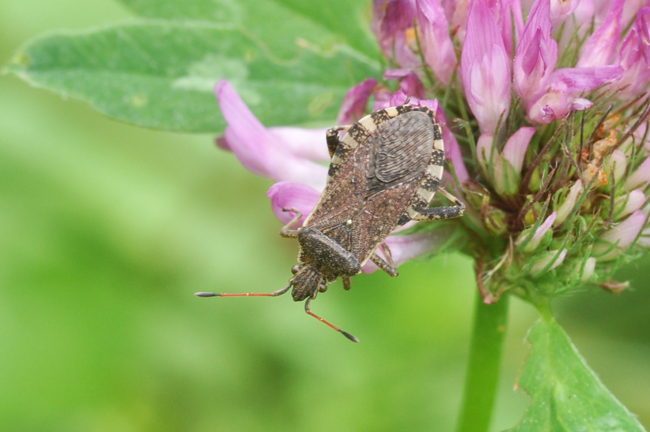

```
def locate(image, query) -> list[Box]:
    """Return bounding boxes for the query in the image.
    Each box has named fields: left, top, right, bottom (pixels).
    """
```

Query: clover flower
left=215, top=0, right=650, bottom=302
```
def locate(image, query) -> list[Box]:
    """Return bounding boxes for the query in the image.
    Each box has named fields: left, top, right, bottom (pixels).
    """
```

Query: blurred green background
left=1, top=1, right=648, bottom=431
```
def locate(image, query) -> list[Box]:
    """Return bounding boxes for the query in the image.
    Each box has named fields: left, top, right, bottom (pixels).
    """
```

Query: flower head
left=214, top=0, right=650, bottom=304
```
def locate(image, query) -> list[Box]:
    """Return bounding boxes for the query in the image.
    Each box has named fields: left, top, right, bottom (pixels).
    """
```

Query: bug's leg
left=370, top=252, right=399, bottom=277
left=342, top=277, right=352, bottom=291
left=195, top=285, right=291, bottom=298
left=279, top=208, right=303, bottom=238
left=304, top=298, right=359, bottom=343
left=380, top=242, right=396, bottom=269
left=326, top=125, right=351, bottom=158
left=408, top=187, right=465, bottom=221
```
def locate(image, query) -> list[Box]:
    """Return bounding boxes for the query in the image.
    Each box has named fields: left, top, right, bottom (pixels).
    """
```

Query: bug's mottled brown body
left=282, top=104, right=464, bottom=318
left=198, top=103, right=464, bottom=341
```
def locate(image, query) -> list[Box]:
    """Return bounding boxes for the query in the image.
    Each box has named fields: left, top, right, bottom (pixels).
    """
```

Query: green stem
left=455, top=291, right=510, bottom=432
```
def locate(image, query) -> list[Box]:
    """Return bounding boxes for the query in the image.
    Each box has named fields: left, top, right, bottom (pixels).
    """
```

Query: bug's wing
left=366, top=111, right=434, bottom=196
left=304, top=131, right=372, bottom=230
left=351, top=177, right=421, bottom=264
left=348, top=110, right=436, bottom=263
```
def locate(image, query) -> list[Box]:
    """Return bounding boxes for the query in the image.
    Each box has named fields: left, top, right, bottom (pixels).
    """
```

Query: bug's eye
left=291, top=265, right=301, bottom=275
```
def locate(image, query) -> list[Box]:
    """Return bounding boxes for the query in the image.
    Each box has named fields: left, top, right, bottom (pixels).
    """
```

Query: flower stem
left=455, top=291, right=510, bottom=432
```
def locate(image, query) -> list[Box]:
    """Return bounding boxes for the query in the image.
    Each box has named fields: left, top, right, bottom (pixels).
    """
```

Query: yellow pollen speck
left=405, top=27, right=418, bottom=51
left=581, top=130, right=618, bottom=188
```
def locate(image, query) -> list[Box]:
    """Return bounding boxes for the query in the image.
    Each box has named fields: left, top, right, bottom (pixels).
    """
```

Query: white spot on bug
left=341, top=134, right=360, bottom=150
left=359, top=116, right=378, bottom=133
left=416, top=187, right=435, bottom=202
left=385, top=107, right=399, bottom=117
left=346, top=220, right=352, bottom=225
left=426, top=164, right=444, bottom=179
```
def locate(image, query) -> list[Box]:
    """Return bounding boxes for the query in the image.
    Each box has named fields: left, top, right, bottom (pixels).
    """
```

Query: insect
left=197, top=103, right=465, bottom=342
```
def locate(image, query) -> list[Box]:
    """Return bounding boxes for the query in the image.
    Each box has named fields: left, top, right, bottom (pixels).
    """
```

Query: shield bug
left=197, top=103, right=465, bottom=342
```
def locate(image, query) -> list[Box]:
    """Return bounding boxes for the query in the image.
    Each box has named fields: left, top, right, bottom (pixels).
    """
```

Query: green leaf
left=510, top=319, right=646, bottom=432
left=117, top=0, right=379, bottom=57
left=5, top=20, right=380, bottom=133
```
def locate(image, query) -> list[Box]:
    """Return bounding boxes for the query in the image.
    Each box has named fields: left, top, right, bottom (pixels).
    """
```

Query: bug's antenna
left=195, top=285, right=291, bottom=298
left=304, top=298, right=359, bottom=343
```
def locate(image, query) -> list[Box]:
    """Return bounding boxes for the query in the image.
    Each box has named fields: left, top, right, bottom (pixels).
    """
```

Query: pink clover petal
left=443, top=127, right=469, bottom=183
left=609, top=150, right=628, bottom=183
left=373, top=86, right=394, bottom=111
left=633, top=123, right=648, bottom=150
left=595, top=210, right=646, bottom=261
left=531, top=249, right=568, bottom=274
left=488, top=127, right=534, bottom=195
left=362, top=230, right=452, bottom=273
left=522, top=211, right=557, bottom=251
left=550, top=66, right=625, bottom=93
left=401, top=73, right=426, bottom=99
left=554, top=179, right=584, bottom=226
left=383, top=68, right=412, bottom=79
left=616, top=190, right=647, bottom=220
left=577, top=0, right=625, bottom=67
left=417, top=98, right=439, bottom=110
left=384, top=69, right=426, bottom=98
left=513, top=0, right=558, bottom=107
left=567, top=97, right=593, bottom=111
left=268, top=127, right=331, bottom=162
left=527, top=94, right=563, bottom=123
left=483, top=0, right=516, bottom=57
left=450, top=0, right=471, bottom=45
left=337, top=78, right=378, bottom=124
left=390, top=90, right=411, bottom=106
left=527, top=91, right=594, bottom=124
left=613, top=9, right=650, bottom=98
left=572, top=0, right=595, bottom=30
left=267, top=182, right=320, bottom=225
left=625, top=155, right=650, bottom=190
left=476, top=133, right=495, bottom=172
left=216, top=80, right=327, bottom=190
left=374, top=0, right=421, bottom=67
left=550, top=0, right=580, bottom=24
left=393, top=32, right=423, bottom=68
left=503, top=126, right=535, bottom=172
left=639, top=7, right=650, bottom=44
left=381, top=0, right=417, bottom=36
left=416, top=0, right=458, bottom=84
left=623, top=0, right=650, bottom=28
left=215, top=136, right=231, bottom=151
left=462, top=0, right=511, bottom=134
left=511, top=0, right=525, bottom=42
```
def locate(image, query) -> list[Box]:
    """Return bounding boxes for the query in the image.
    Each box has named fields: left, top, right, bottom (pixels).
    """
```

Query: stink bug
left=197, top=103, right=465, bottom=342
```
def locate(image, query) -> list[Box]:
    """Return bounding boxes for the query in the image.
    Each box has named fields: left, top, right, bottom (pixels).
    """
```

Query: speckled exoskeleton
left=197, top=104, right=464, bottom=342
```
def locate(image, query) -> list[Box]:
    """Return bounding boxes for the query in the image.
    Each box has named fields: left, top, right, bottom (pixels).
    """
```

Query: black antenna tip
left=195, top=292, right=220, bottom=297
left=340, top=330, right=360, bottom=343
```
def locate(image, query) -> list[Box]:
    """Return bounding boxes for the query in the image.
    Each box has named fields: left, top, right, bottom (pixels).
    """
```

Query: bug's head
left=289, top=264, right=327, bottom=302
